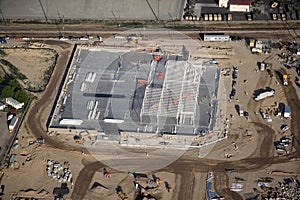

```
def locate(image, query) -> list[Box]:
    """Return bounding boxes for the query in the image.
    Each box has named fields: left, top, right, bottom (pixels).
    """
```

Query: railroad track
left=0, top=22, right=300, bottom=40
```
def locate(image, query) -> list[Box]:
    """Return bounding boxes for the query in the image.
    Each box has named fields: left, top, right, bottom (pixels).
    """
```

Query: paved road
left=24, top=40, right=88, bottom=153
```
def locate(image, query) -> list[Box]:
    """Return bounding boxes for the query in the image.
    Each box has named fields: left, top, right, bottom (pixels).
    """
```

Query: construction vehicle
left=283, top=74, right=288, bottom=85
left=116, top=186, right=128, bottom=200
left=153, top=55, right=161, bottom=61
left=164, top=181, right=172, bottom=192
left=156, top=177, right=162, bottom=185
left=127, top=35, right=141, bottom=45
left=271, top=1, right=278, bottom=9
left=73, top=130, right=94, bottom=144
left=103, top=168, right=111, bottom=179
left=117, top=190, right=128, bottom=200
left=249, top=39, right=255, bottom=47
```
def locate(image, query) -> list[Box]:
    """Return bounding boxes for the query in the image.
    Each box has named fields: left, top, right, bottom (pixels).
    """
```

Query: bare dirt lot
left=1, top=48, right=57, bottom=89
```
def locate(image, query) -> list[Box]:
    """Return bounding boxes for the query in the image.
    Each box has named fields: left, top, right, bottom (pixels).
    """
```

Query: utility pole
left=157, top=0, right=160, bottom=21
left=39, top=0, right=48, bottom=22
left=0, top=8, right=6, bottom=24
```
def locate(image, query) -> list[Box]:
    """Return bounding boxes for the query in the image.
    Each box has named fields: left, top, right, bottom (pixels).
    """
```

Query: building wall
left=229, top=4, right=250, bottom=12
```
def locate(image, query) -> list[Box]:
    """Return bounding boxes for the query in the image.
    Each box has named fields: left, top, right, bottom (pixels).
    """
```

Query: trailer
left=204, top=34, right=230, bottom=42
left=283, top=106, right=291, bottom=118
left=254, top=90, right=275, bottom=101
left=9, top=116, right=18, bottom=132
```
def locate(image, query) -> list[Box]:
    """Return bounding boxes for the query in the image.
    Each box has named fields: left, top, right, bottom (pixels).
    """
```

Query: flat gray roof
left=50, top=48, right=220, bottom=136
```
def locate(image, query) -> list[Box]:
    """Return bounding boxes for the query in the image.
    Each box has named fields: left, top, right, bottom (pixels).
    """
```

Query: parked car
left=281, top=124, right=289, bottom=132
left=244, top=111, right=249, bottom=120
left=232, top=71, right=237, bottom=79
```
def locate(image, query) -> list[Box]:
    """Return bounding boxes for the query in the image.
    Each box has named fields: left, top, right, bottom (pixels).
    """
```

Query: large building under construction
left=49, top=46, right=224, bottom=144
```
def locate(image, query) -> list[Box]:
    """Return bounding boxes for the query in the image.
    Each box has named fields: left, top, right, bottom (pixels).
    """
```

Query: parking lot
left=0, top=0, right=184, bottom=20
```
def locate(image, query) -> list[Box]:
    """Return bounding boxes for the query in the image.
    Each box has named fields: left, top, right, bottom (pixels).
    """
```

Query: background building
left=219, top=0, right=229, bottom=8
left=229, top=0, right=251, bottom=12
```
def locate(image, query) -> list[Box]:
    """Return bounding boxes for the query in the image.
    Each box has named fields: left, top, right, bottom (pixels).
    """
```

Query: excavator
left=73, top=130, right=94, bottom=144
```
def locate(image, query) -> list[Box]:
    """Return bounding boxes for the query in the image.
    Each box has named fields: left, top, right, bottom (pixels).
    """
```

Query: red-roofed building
left=229, top=0, right=251, bottom=12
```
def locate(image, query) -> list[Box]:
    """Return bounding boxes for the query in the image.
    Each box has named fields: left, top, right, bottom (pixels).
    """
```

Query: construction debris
left=46, top=160, right=73, bottom=183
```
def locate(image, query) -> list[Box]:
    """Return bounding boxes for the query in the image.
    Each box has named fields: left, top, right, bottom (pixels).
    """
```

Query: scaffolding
left=140, top=60, right=204, bottom=126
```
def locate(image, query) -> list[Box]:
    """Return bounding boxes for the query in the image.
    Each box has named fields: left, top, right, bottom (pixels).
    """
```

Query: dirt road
left=277, top=68, right=300, bottom=152
left=21, top=38, right=300, bottom=199
left=24, top=40, right=86, bottom=153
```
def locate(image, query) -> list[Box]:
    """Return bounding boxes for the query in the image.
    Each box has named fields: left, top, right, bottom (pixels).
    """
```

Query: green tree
left=14, top=90, right=29, bottom=104
left=0, top=76, right=4, bottom=84
left=1, top=86, right=14, bottom=98
left=8, top=79, right=21, bottom=90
